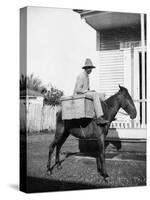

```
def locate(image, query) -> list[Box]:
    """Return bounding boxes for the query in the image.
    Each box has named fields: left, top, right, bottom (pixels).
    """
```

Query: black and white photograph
left=20, top=6, right=147, bottom=193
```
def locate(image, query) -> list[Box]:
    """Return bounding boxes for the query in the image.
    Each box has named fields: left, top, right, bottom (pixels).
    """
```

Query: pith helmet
left=82, top=58, right=96, bottom=69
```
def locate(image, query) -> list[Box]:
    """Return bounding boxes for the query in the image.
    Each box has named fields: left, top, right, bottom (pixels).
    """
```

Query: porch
left=79, top=98, right=147, bottom=154
left=79, top=99, right=147, bottom=154
left=110, top=99, right=147, bottom=137
left=79, top=128, right=146, bottom=154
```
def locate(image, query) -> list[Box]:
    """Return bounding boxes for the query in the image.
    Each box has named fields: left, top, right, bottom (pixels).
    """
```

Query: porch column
left=141, top=13, right=146, bottom=128
left=131, top=45, right=135, bottom=128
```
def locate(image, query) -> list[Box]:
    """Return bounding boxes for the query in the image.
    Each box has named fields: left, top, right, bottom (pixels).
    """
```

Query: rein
left=118, top=111, right=129, bottom=116
left=120, top=103, right=130, bottom=116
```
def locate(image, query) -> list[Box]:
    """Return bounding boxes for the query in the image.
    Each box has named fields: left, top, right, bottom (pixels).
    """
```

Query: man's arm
left=74, top=75, right=88, bottom=94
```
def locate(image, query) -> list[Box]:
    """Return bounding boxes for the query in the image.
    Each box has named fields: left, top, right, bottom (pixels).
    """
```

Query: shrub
left=43, top=86, right=63, bottom=106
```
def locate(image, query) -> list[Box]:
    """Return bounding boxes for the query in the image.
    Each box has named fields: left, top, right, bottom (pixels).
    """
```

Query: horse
left=47, top=85, right=137, bottom=179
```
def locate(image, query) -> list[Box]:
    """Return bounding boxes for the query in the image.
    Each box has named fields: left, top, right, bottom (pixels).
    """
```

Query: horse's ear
left=119, top=84, right=123, bottom=91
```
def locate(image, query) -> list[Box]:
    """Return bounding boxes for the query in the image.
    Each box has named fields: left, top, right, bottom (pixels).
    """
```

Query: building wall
left=97, top=27, right=147, bottom=129
left=98, top=49, right=124, bottom=97
left=99, top=27, right=141, bottom=51
left=97, top=26, right=142, bottom=96
left=98, top=27, right=141, bottom=97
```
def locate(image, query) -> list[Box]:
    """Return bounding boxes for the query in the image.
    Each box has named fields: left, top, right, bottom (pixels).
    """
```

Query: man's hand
left=82, top=90, right=89, bottom=94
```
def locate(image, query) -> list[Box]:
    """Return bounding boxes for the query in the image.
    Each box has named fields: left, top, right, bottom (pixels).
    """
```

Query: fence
left=20, top=98, right=147, bottom=133
left=20, top=100, right=57, bottom=133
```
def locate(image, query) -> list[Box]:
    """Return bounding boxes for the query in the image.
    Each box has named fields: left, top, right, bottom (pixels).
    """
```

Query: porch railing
left=110, top=99, right=147, bottom=129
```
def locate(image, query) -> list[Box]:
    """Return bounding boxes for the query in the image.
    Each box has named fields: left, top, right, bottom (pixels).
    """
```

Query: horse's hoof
left=103, top=177, right=109, bottom=183
left=47, top=169, right=52, bottom=175
left=104, top=173, right=109, bottom=178
left=100, top=172, right=109, bottom=179
left=57, top=164, right=62, bottom=170
left=97, top=168, right=101, bottom=173
left=103, top=174, right=109, bottom=183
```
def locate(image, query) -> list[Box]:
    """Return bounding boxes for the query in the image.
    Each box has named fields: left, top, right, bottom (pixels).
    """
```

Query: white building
left=74, top=10, right=147, bottom=142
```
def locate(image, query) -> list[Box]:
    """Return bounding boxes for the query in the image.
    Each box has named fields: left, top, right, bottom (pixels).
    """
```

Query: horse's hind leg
left=47, top=138, right=57, bottom=174
left=95, top=124, right=108, bottom=179
left=97, top=134, right=109, bottom=179
left=55, top=129, right=69, bottom=169
left=96, top=157, right=101, bottom=173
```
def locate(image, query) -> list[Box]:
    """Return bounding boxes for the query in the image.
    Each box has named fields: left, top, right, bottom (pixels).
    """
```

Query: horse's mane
left=100, top=90, right=122, bottom=120
left=104, top=91, right=120, bottom=108
left=104, top=86, right=130, bottom=107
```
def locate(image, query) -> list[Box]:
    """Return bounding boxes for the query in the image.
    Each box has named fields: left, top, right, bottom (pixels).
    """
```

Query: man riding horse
left=47, top=58, right=137, bottom=179
left=73, top=58, right=109, bottom=125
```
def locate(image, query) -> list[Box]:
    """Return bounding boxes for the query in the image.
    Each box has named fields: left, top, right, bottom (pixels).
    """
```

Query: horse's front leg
left=55, top=129, right=69, bottom=170
left=96, top=157, right=101, bottom=173
left=97, top=133, right=109, bottom=179
left=47, top=139, right=57, bottom=175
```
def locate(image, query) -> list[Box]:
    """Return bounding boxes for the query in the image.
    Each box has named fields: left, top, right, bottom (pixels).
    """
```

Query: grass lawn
left=25, top=133, right=146, bottom=193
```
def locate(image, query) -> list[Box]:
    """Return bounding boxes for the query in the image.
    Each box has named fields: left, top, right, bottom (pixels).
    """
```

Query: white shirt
left=73, top=71, right=90, bottom=95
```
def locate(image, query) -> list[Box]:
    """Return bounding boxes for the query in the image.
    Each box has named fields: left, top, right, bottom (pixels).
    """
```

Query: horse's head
left=118, top=85, right=137, bottom=119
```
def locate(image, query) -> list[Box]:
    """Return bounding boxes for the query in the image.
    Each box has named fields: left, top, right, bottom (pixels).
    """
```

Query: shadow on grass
left=49, top=151, right=97, bottom=174
left=26, top=176, right=110, bottom=193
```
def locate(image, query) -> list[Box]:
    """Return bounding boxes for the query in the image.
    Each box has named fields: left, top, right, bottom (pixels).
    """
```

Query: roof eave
left=74, top=10, right=141, bottom=31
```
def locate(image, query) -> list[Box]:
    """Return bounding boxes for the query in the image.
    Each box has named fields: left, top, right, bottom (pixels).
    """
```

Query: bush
left=20, top=73, right=46, bottom=92
left=43, top=86, right=63, bottom=106
left=20, top=73, right=63, bottom=106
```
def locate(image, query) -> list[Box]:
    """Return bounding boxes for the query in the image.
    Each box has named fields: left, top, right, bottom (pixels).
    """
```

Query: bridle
left=118, top=110, right=129, bottom=116
left=119, top=101, right=131, bottom=116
